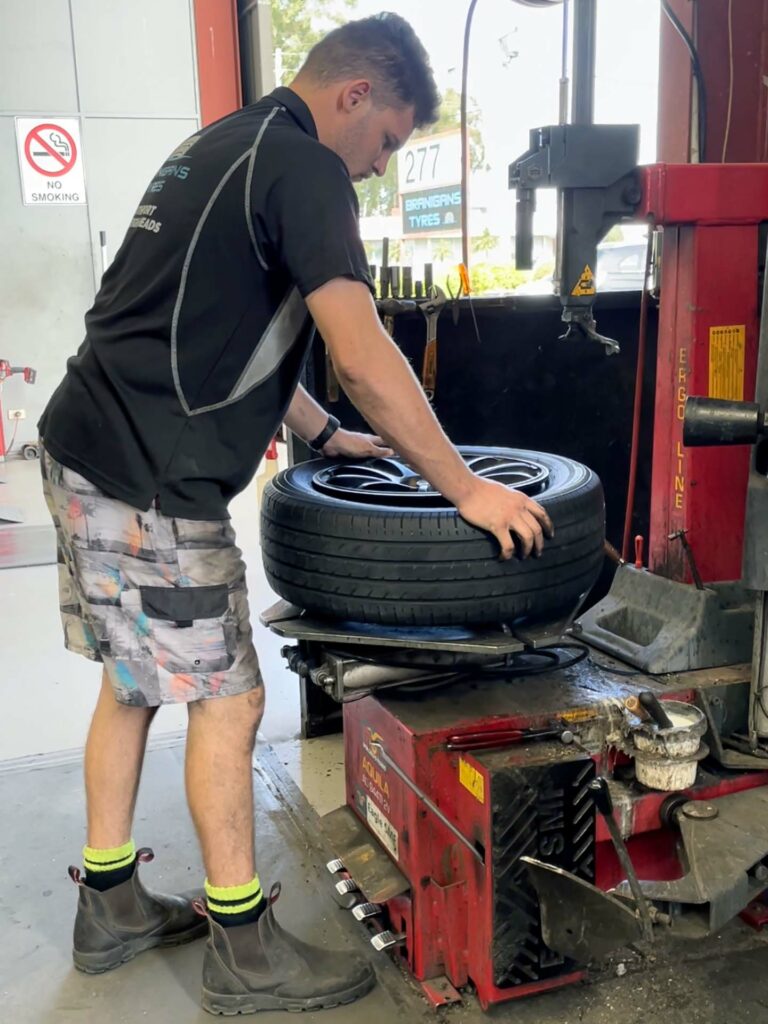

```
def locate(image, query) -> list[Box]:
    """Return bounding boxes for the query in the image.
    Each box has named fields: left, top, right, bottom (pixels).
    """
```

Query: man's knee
left=188, top=684, right=265, bottom=746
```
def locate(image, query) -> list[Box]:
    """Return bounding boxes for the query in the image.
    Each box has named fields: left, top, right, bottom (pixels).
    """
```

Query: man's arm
left=305, top=278, right=554, bottom=559
left=283, top=384, right=394, bottom=458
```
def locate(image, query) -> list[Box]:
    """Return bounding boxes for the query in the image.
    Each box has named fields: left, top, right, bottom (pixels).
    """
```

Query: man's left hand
left=321, top=429, right=394, bottom=459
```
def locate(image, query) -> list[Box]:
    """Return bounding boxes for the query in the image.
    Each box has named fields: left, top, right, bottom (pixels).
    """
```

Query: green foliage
left=532, top=260, right=555, bottom=281
left=463, top=263, right=527, bottom=295
left=270, top=0, right=354, bottom=83
left=472, top=229, right=499, bottom=255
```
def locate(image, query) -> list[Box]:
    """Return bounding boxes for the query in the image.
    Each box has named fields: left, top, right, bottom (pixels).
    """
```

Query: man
left=39, top=12, right=553, bottom=1016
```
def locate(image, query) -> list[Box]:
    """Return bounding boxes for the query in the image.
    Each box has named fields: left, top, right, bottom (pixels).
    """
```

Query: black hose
left=661, top=0, right=708, bottom=161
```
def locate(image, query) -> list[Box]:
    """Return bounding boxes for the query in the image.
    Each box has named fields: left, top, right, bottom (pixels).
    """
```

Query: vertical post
left=571, top=0, right=596, bottom=125
left=238, top=0, right=275, bottom=103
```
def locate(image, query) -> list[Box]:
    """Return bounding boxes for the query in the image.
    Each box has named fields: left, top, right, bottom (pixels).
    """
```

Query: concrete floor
left=5, top=457, right=768, bottom=1021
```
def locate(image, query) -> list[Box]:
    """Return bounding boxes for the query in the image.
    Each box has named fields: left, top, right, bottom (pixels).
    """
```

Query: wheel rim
left=312, top=450, right=550, bottom=506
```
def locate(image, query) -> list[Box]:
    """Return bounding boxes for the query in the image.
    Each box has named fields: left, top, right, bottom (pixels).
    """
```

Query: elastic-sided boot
left=70, top=847, right=207, bottom=973
left=201, top=883, right=376, bottom=1015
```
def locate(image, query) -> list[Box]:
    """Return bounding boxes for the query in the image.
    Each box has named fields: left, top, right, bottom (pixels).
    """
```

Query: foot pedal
left=352, top=902, right=381, bottom=922
left=326, top=858, right=345, bottom=874
left=371, top=930, right=404, bottom=952
left=335, top=878, right=359, bottom=896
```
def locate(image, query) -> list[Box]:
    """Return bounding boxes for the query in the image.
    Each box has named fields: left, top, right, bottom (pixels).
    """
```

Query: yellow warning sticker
left=459, top=758, right=485, bottom=804
left=709, top=325, right=746, bottom=402
left=571, top=265, right=596, bottom=297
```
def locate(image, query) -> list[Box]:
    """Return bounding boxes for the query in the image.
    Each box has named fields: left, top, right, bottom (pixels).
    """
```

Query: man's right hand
left=457, top=478, right=554, bottom=560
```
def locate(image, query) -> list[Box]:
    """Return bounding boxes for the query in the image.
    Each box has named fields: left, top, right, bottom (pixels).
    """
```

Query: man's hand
left=457, top=478, right=554, bottom=560
left=321, top=429, right=394, bottom=459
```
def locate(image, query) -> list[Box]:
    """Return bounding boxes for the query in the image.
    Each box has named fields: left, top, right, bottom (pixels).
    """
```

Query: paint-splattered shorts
left=41, top=447, right=262, bottom=707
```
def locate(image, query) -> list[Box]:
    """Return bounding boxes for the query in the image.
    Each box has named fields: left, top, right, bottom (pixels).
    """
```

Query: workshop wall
left=0, top=0, right=204, bottom=449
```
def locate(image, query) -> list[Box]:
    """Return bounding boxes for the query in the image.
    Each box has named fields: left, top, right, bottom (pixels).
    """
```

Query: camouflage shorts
left=41, top=447, right=262, bottom=707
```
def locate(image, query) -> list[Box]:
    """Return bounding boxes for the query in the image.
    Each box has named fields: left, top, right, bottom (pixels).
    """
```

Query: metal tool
left=668, top=529, right=705, bottom=590
left=589, top=777, right=654, bottom=943
left=378, top=297, right=417, bottom=340
left=389, top=265, right=400, bottom=299
left=402, top=266, right=413, bottom=299
left=446, top=726, right=574, bottom=752
left=418, top=286, right=447, bottom=400
left=380, top=237, right=390, bottom=299
left=368, top=740, right=484, bottom=864
left=638, top=691, right=674, bottom=730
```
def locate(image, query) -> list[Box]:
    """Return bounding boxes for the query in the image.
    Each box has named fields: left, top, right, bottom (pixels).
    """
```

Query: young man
left=39, top=13, right=553, bottom=1016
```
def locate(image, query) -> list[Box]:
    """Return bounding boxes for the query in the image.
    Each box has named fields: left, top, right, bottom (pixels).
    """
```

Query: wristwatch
left=308, top=414, right=341, bottom=453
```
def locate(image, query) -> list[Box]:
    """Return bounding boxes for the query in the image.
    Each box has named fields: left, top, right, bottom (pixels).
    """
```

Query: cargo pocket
left=139, top=584, right=237, bottom=674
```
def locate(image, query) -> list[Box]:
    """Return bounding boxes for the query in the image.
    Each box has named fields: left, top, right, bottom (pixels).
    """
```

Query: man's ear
left=340, top=79, right=372, bottom=113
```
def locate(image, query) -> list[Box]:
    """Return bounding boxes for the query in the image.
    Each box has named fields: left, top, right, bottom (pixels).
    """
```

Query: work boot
left=69, top=847, right=207, bottom=973
left=200, top=883, right=376, bottom=1015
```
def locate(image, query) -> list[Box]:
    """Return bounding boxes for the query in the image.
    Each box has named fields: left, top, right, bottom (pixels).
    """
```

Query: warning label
left=459, top=758, right=485, bottom=804
left=571, top=265, right=596, bottom=297
left=16, top=118, right=86, bottom=206
left=709, top=325, right=746, bottom=402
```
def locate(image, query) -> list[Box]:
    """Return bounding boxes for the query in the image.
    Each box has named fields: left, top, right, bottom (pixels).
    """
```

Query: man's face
left=335, top=92, right=415, bottom=183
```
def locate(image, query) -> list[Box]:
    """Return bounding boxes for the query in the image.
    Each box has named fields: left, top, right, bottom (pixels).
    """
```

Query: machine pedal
left=326, top=858, right=345, bottom=874
left=371, top=930, right=405, bottom=952
left=335, top=878, right=359, bottom=896
left=352, top=902, right=382, bottom=921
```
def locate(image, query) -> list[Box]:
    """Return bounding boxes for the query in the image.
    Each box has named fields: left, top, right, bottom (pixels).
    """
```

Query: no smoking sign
left=16, top=117, right=87, bottom=206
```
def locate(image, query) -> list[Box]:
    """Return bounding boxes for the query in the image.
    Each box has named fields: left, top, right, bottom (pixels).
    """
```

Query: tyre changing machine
left=263, top=113, right=768, bottom=1018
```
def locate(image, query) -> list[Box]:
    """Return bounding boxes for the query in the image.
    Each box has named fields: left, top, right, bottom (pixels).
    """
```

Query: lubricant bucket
left=631, top=700, right=707, bottom=791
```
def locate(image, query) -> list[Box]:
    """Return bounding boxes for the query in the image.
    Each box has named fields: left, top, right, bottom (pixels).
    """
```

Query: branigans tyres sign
left=402, top=184, right=462, bottom=234
left=16, top=118, right=87, bottom=206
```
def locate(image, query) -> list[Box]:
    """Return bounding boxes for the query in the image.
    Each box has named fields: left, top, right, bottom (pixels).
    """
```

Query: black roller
left=683, top=396, right=762, bottom=447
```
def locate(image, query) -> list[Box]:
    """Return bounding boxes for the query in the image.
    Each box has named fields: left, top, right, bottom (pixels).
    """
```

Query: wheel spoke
left=312, top=449, right=549, bottom=505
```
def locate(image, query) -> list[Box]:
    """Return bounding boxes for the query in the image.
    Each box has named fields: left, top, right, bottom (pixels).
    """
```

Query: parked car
left=515, top=240, right=648, bottom=295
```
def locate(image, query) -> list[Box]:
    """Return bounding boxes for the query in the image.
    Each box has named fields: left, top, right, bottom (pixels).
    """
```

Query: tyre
left=261, top=447, right=605, bottom=627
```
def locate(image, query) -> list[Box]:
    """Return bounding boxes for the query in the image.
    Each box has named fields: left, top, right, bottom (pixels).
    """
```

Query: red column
left=193, top=0, right=242, bottom=127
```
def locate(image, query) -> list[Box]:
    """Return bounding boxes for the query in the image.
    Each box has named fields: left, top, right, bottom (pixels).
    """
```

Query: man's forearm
left=335, top=329, right=476, bottom=507
left=282, top=384, right=328, bottom=442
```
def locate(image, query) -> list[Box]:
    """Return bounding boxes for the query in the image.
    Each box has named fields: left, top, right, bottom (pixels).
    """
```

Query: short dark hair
left=298, top=13, right=440, bottom=129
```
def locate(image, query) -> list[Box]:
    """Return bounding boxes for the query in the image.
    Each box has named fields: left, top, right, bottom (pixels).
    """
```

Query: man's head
left=291, top=13, right=440, bottom=182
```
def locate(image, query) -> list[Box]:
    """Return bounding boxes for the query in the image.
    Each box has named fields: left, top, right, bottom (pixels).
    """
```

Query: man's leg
left=185, top=686, right=265, bottom=887
left=188, top=682, right=375, bottom=1015
left=84, top=669, right=157, bottom=850
left=71, top=670, right=207, bottom=974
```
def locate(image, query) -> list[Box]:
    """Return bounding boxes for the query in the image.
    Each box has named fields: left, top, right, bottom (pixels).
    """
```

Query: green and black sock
left=83, top=839, right=137, bottom=892
left=205, top=876, right=266, bottom=928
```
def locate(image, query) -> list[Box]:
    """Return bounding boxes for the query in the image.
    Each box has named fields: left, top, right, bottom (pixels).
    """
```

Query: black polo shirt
left=39, top=88, right=372, bottom=520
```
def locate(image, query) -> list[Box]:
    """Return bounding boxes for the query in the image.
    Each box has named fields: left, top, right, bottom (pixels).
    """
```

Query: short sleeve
left=260, top=145, right=374, bottom=299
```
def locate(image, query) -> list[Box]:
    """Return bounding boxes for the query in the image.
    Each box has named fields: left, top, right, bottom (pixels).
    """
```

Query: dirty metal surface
left=321, top=805, right=409, bottom=904
left=377, top=654, right=751, bottom=736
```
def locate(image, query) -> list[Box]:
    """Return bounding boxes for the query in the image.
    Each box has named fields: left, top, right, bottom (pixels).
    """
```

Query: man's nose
left=372, top=153, right=391, bottom=177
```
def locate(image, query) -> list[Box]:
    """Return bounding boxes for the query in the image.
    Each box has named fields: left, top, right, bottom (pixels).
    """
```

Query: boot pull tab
left=268, top=882, right=282, bottom=906
left=192, top=897, right=209, bottom=919
left=68, top=865, right=83, bottom=886
left=136, top=848, right=155, bottom=864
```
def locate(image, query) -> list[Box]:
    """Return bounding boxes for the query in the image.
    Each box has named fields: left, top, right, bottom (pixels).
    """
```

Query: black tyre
left=261, top=447, right=605, bottom=627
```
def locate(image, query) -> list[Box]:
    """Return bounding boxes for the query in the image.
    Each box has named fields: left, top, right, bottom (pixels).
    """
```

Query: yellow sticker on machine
left=571, top=265, right=596, bottom=296
left=709, top=325, right=746, bottom=401
left=459, top=758, right=485, bottom=804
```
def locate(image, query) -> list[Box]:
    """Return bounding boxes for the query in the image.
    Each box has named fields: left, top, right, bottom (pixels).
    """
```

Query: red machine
left=321, top=163, right=768, bottom=1011
left=0, top=360, right=37, bottom=460
left=641, top=164, right=768, bottom=582
left=337, top=667, right=768, bottom=1010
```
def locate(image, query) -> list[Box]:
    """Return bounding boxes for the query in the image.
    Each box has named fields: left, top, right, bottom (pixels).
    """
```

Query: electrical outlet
left=8, top=409, right=26, bottom=420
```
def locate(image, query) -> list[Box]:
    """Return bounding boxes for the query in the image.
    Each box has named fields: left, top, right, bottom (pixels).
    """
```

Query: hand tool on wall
left=418, top=286, right=447, bottom=401
left=378, top=298, right=417, bottom=340
left=380, top=237, right=390, bottom=300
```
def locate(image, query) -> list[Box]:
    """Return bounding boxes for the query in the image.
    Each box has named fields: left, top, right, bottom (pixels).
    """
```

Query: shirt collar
left=269, top=87, right=318, bottom=139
